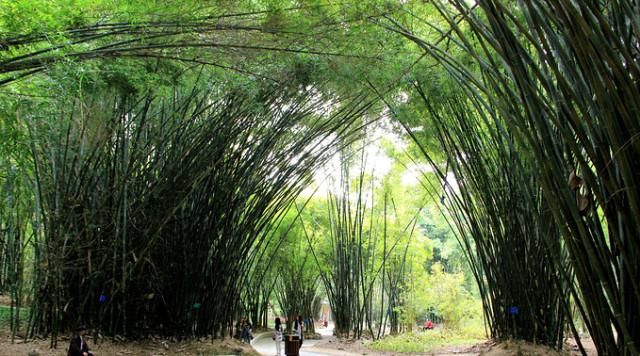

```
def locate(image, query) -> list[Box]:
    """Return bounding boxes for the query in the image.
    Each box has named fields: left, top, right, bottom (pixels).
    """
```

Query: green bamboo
left=381, top=1, right=640, bottom=353
left=21, top=77, right=372, bottom=341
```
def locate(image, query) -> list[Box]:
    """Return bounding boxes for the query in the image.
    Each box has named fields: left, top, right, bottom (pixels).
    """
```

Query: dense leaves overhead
left=0, top=0, right=414, bottom=90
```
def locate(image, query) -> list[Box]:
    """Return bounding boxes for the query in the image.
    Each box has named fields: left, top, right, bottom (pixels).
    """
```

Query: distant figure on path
left=235, top=317, right=245, bottom=340
left=242, top=318, right=253, bottom=343
left=67, top=325, right=94, bottom=356
left=294, top=315, right=304, bottom=346
left=424, top=319, right=434, bottom=330
left=273, top=317, right=283, bottom=356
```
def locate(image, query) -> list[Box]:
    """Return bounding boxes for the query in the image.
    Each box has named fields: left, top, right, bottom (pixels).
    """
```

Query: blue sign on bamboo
left=99, top=294, right=107, bottom=304
left=509, top=306, right=519, bottom=315
left=193, top=303, right=202, bottom=310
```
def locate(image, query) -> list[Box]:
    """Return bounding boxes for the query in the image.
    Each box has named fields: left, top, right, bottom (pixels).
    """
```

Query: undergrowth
left=370, top=324, right=485, bottom=353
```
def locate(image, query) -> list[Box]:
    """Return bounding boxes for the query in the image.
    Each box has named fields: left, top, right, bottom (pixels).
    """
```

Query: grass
left=0, top=305, right=9, bottom=327
left=0, top=304, right=30, bottom=329
left=370, top=328, right=485, bottom=353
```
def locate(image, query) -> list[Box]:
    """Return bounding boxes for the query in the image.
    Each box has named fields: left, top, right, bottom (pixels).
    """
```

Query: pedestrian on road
left=273, top=317, right=283, bottom=356
left=242, top=318, right=253, bottom=343
left=234, top=318, right=243, bottom=340
left=294, top=315, right=304, bottom=346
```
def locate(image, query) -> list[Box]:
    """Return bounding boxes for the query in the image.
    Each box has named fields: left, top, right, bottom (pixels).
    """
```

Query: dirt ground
left=481, top=339, right=597, bottom=356
left=0, top=336, right=259, bottom=356
left=0, top=337, right=599, bottom=356
left=305, top=337, right=492, bottom=355
left=0, top=326, right=598, bottom=356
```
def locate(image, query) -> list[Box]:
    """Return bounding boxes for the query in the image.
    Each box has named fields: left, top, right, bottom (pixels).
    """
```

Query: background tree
left=301, top=128, right=428, bottom=339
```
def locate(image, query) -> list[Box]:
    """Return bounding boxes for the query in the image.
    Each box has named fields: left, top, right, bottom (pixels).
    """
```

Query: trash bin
left=284, top=334, right=301, bottom=356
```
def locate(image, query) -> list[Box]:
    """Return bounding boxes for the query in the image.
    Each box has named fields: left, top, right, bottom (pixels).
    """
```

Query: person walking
left=294, top=315, right=304, bottom=346
left=242, top=318, right=253, bottom=343
left=235, top=317, right=244, bottom=340
left=273, top=317, right=283, bottom=356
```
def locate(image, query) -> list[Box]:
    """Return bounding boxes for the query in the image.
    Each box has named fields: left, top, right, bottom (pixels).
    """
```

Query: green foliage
left=0, top=304, right=30, bottom=329
left=0, top=0, right=417, bottom=97
left=0, top=0, right=207, bottom=34
left=268, top=204, right=322, bottom=332
left=422, top=263, right=480, bottom=330
left=0, top=305, right=9, bottom=327
left=397, top=253, right=482, bottom=336
left=370, top=328, right=483, bottom=353
left=0, top=0, right=96, bottom=33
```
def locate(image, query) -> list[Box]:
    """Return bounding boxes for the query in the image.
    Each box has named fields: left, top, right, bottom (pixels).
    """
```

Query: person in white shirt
left=273, top=317, right=283, bottom=356
left=294, top=315, right=304, bottom=346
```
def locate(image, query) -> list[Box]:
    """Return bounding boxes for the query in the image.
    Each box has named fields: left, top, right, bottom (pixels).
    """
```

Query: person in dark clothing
left=234, top=318, right=244, bottom=340
left=67, top=325, right=94, bottom=356
left=242, top=319, right=253, bottom=343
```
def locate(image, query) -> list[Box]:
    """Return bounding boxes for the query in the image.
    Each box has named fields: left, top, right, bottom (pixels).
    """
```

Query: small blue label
left=509, top=306, right=519, bottom=315
left=98, top=294, right=108, bottom=304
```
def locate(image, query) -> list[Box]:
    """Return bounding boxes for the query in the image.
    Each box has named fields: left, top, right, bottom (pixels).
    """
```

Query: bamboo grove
left=0, top=77, right=375, bottom=342
left=1, top=1, right=639, bottom=355
left=302, top=145, right=422, bottom=339
left=407, top=91, right=571, bottom=347
left=378, top=0, right=640, bottom=354
left=0, top=0, right=406, bottom=345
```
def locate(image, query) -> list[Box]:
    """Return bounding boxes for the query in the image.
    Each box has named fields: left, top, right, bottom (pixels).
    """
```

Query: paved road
left=252, top=322, right=353, bottom=356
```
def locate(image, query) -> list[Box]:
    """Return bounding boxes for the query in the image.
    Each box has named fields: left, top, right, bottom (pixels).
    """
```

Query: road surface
left=252, top=322, right=357, bottom=356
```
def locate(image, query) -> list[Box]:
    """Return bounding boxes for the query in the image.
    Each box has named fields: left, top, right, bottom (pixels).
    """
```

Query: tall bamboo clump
left=317, top=149, right=372, bottom=338
left=0, top=163, right=31, bottom=340
left=379, top=202, right=416, bottom=337
left=240, top=253, right=278, bottom=330
left=27, top=82, right=372, bottom=340
left=306, top=144, right=418, bottom=339
left=273, top=238, right=320, bottom=333
left=388, top=1, right=640, bottom=354
left=406, top=89, right=571, bottom=347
